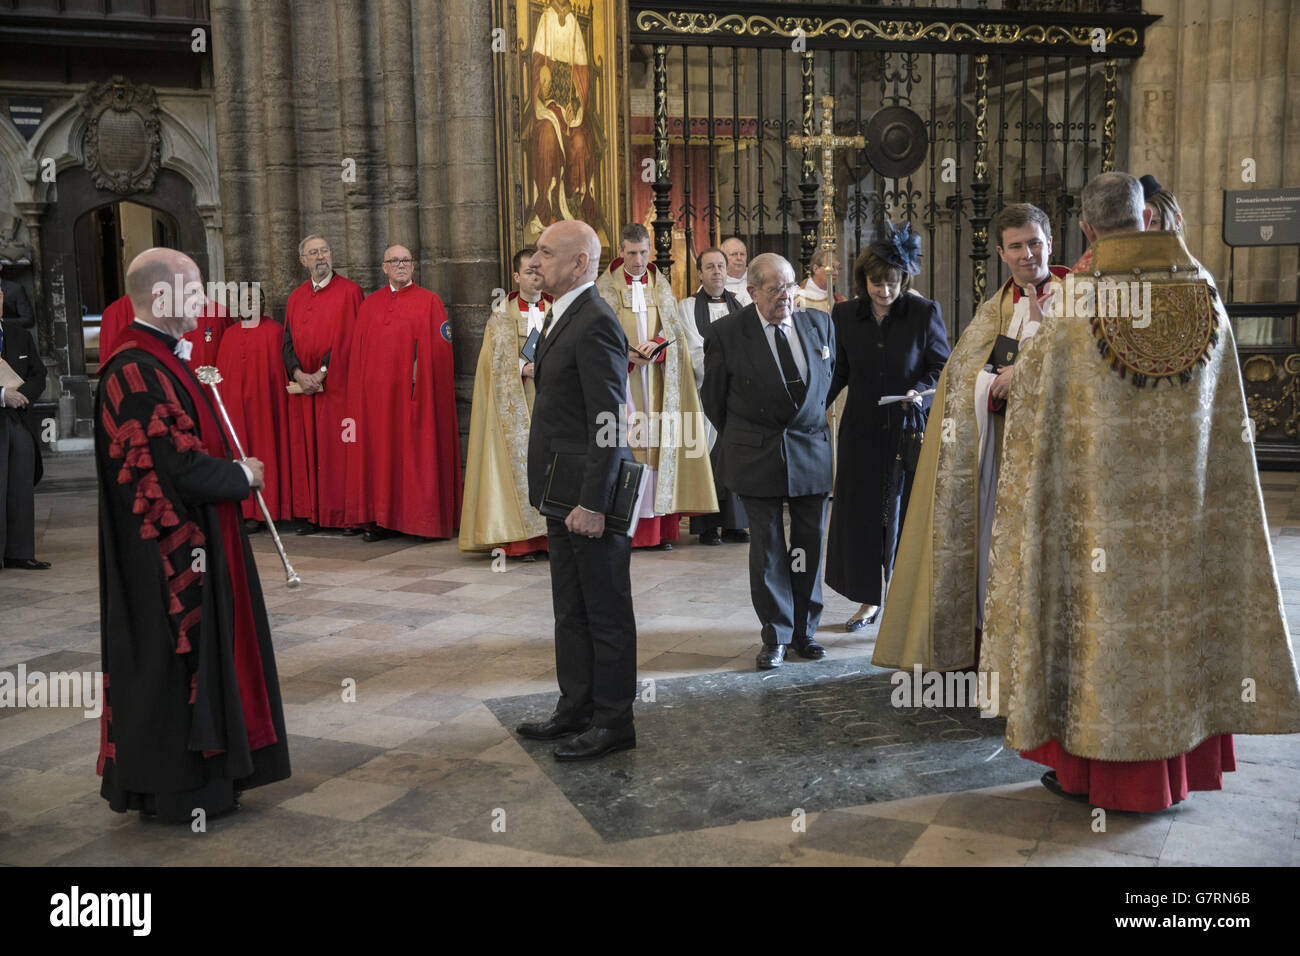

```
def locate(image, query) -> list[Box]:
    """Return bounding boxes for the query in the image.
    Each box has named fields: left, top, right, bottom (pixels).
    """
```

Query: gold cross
left=787, top=94, right=865, bottom=253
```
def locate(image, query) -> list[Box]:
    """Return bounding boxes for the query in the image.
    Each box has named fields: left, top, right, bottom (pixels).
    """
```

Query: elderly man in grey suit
left=702, top=253, right=836, bottom=669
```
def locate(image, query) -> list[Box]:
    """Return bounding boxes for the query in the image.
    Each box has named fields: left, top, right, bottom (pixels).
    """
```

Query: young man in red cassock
left=344, top=245, right=462, bottom=541
left=283, top=235, right=363, bottom=535
left=215, top=312, right=293, bottom=527
left=94, top=247, right=290, bottom=822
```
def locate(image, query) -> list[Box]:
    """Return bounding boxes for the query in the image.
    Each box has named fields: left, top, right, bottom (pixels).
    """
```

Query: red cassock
left=97, top=295, right=135, bottom=362
left=215, top=319, right=293, bottom=522
left=1021, top=737, right=1235, bottom=813
left=344, top=283, right=462, bottom=538
left=284, top=275, right=363, bottom=527
left=184, top=299, right=230, bottom=369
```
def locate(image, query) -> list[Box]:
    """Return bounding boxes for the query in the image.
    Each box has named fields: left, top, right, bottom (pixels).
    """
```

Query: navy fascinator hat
left=868, top=220, right=923, bottom=276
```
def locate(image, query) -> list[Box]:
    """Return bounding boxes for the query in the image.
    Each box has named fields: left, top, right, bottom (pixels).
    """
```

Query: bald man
left=344, top=245, right=462, bottom=540
left=93, top=247, right=290, bottom=822
left=515, top=219, right=639, bottom=761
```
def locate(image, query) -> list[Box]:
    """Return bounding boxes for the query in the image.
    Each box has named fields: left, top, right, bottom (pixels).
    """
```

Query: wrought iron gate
left=628, top=1, right=1158, bottom=337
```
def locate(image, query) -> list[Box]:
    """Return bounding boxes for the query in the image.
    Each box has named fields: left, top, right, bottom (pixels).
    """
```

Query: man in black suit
left=516, top=219, right=638, bottom=760
left=702, top=253, right=835, bottom=669
left=0, top=288, right=50, bottom=571
left=0, top=266, right=36, bottom=329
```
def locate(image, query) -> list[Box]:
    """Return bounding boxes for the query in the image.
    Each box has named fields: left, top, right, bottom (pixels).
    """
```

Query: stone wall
left=1127, top=0, right=1299, bottom=303
left=210, top=0, right=500, bottom=421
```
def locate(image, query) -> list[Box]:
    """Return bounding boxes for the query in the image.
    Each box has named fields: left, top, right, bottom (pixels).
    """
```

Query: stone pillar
left=1128, top=0, right=1298, bottom=302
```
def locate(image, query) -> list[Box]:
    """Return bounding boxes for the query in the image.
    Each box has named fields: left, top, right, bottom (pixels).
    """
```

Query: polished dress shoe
left=791, top=637, right=827, bottom=660
left=756, top=644, right=786, bottom=670
left=341, top=527, right=362, bottom=537
left=363, top=527, right=398, bottom=543
left=553, top=725, right=636, bottom=761
left=1040, top=771, right=1088, bottom=802
left=845, top=606, right=881, bottom=631
left=296, top=522, right=320, bottom=536
left=516, top=715, right=589, bottom=740
left=655, top=541, right=674, bottom=551
left=4, top=558, right=51, bottom=570
left=698, top=529, right=722, bottom=546
left=722, top=529, right=750, bottom=543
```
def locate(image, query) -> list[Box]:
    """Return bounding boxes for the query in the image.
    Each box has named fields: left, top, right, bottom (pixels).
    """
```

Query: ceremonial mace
left=194, top=366, right=302, bottom=588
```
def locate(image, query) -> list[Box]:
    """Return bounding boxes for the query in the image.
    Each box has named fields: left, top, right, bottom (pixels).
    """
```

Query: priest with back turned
left=94, top=247, right=290, bottom=822
left=345, top=245, right=462, bottom=541
left=981, top=172, right=1300, bottom=810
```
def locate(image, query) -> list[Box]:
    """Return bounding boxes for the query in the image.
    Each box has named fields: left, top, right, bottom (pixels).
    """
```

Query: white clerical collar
left=390, top=280, right=412, bottom=293
left=726, top=274, right=746, bottom=287
left=803, top=278, right=828, bottom=297
left=627, top=269, right=647, bottom=281
left=313, top=271, right=334, bottom=292
left=551, top=280, right=595, bottom=323
left=521, top=293, right=543, bottom=307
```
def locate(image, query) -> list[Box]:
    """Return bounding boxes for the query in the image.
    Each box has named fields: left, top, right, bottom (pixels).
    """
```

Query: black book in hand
left=520, top=327, right=540, bottom=364
left=988, top=334, right=1019, bottom=372
left=633, top=338, right=674, bottom=361
left=539, top=453, right=649, bottom=537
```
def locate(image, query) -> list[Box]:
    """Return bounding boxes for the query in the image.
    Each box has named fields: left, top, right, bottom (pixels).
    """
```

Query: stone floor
left=1, top=454, right=1298, bottom=866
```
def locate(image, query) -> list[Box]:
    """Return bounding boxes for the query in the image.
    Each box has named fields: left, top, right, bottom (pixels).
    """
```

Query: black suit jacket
left=0, top=278, right=35, bottom=329
left=701, top=304, right=836, bottom=499
left=527, top=284, right=632, bottom=514
left=1, top=319, right=47, bottom=484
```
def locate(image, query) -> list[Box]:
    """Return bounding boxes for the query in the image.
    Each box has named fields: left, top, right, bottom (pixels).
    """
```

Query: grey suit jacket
left=701, top=304, right=835, bottom=499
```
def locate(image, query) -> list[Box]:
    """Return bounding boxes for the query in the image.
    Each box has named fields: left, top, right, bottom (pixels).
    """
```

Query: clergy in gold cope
left=875, top=203, right=1067, bottom=671
left=459, top=247, right=551, bottom=556
left=980, top=172, right=1300, bottom=811
left=595, top=222, right=717, bottom=548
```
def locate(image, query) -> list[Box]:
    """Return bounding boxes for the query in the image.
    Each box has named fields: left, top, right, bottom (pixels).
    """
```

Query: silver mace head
left=195, top=366, right=223, bottom=386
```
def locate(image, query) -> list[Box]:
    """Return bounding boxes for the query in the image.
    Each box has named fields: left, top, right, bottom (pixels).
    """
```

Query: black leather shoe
left=363, top=527, right=398, bottom=543
left=756, top=644, right=786, bottom=669
left=516, top=715, right=589, bottom=740
left=341, top=527, right=361, bottom=537
left=791, top=637, right=827, bottom=660
left=845, top=606, right=881, bottom=631
left=655, top=541, right=674, bottom=551
left=553, top=725, right=636, bottom=761
left=243, top=519, right=263, bottom=533
left=4, top=558, right=50, bottom=570
left=296, top=522, right=320, bottom=536
left=722, top=529, right=750, bottom=543
left=698, top=530, right=722, bottom=546
left=1040, top=771, right=1088, bottom=802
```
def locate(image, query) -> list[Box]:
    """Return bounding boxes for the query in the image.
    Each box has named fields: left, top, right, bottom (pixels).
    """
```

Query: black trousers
left=739, top=493, right=828, bottom=646
left=0, top=414, right=36, bottom=561
left=546, top=517, right=637, bottom=728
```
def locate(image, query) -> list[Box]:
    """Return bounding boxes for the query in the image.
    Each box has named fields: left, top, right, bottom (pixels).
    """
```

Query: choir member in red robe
left=100, top=293, right=230, bottom=369
left=284, top=235, right=364, bottom=534
left=94, top=248, right=289, bottom=822
left=344, top=245, right=462, bottom=541
left=215, top=314, right=293, bottom=526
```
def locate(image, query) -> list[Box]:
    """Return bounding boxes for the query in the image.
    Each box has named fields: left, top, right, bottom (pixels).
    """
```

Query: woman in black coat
left=825, top=223, right=950, bottom=631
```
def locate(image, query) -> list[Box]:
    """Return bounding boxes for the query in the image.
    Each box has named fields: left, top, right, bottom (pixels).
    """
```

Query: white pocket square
left=821, top=345, right=830, bottom=359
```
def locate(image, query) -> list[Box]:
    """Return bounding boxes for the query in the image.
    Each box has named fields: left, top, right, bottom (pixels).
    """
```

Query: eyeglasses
left=759, top=281, right=798, bottom=297
left=303, top=249, right=330, bottom=258
left=384, top=258, right=414, bottom=266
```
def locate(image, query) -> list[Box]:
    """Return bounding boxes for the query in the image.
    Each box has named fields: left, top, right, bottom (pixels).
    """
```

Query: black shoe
left=698, top=530, right=722, bottom=546
left=516, top=715, right=589, bottom=740
left=520, top=553, right=538, bottom=562
left=756, top=644, right=786, bottom=670
left=296, top=522, right=320, bottom=536
left=553, top=725, right=636, bottom=761
left=341, top=527, right=362, bottom=537
left=656, top=541, right=674, bottom=551
left=791, top=637, right=827, bottom=660
left=3, top=558, right=50, bottom=570
left=363, top=527, right=398, bottom=543
left=722, top=529, right=750, bottom=543
left=1040, top=771, right=1088, bottom=802
left=845, top=606, right=881, bottom=631
left=243, top=519, right=262, bottom=533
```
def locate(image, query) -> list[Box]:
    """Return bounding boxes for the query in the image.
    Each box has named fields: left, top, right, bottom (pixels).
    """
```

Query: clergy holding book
left=515, top=219, right=639, bottom=761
